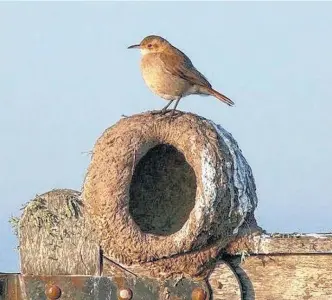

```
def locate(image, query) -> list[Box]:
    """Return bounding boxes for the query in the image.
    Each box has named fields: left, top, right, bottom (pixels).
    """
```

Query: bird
left=128, top=35, right=234, bottom=115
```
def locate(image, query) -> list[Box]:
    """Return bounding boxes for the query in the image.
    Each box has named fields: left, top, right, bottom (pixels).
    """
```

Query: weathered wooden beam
left=208, top=261, right=242, bottom=300
left=11, top=112, right=332, bottom=299
left=226, top=232, right=332, bottom=254
left=203, top=233, right=332, bottom=300
left=19, top=189, right=100, bottom=276
left=225, top=254, right=332, bottom=300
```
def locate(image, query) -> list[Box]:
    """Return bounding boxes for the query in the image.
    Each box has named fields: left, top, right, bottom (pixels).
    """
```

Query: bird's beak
left=127, top=44, right=141, bottom=49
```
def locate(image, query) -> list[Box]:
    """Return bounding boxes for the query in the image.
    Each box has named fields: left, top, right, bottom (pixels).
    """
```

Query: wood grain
left=228, top=254, right=332, bottom=300
left=208, top=261, right=241, bottom=300
left=226, top=233, right=332, bottom=255
left=19, top=189, right=100, bottom=275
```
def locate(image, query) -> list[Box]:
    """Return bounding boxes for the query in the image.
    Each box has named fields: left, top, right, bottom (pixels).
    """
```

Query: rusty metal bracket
left=0, top=273, right=209, bottom=300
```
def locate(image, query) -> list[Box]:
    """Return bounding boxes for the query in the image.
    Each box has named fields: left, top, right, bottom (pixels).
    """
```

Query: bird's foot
left=162, top=109, right=181, bottom=117
left=150, top=109, right=171, bottom=115
left=149, top=109, right=183, bottom=118
left=169, top=109, right=184, bottom=117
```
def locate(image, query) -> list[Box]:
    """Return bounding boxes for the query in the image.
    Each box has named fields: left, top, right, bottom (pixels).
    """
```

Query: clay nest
left=83, top=111, right=258, bottom=278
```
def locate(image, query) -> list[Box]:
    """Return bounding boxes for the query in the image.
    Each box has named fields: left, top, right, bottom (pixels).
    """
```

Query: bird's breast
left=140, top=54, right=190, bottom=98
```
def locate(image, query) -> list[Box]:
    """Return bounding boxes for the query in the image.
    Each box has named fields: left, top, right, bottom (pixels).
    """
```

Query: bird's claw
left=150, top=109, right=171, bottom=115
left=150, top=110, right=165, bottom=115
left=150, top=109, right=182, bottom=118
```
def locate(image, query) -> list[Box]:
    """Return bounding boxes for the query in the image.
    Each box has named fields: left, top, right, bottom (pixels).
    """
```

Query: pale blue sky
left=1, top=2, right=331, bottom=272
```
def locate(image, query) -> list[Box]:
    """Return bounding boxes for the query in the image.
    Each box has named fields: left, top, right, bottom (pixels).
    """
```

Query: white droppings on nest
left=199, top=147, right=218, bottom=223
left=209, top=121, right=258, bottom=233
left=173, top=144, right=223, bottom=246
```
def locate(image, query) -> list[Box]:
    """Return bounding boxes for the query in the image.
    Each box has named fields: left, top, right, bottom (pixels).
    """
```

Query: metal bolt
left=191, top=287, right=206, bottom=300
left=45, top=284, right=61, bottom=299
left=119, top=288, right=133, bottom=300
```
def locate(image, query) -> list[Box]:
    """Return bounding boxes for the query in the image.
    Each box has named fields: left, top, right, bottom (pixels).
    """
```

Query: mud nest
left=83, top=111, right=258, bottom=278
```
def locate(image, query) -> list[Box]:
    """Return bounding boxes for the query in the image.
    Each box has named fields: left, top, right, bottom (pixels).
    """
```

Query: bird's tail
left=206, top=87, right=234, bottom=106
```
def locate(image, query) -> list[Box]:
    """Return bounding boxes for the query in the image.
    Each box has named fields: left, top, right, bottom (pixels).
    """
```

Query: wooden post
left=213, top=233, right=332, bottom=299
left=19, top=189, right=100, bottom=275
left=11, top=112, right=332, bottom=299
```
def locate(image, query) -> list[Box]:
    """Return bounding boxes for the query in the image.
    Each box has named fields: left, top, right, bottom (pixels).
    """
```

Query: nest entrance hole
left=129, top=144, right=197, bottom=236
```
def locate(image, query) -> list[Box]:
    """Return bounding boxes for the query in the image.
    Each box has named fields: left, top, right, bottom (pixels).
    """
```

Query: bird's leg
left=170, top=97, right=182, bottom=117
left=151, top=100, right=174, bottom=115
left=160, top=100, right=174, bottom=114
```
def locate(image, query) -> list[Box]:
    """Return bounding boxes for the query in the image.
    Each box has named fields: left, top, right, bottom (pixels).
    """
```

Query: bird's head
left=128, top=35, right=170, bottom=55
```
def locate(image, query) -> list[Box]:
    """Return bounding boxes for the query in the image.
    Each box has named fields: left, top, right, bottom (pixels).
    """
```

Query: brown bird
left=128, top=35, right=234, bottom=115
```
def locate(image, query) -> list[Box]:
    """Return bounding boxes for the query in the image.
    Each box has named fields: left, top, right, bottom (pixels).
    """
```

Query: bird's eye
left=147, top=44, right=152, bottom=48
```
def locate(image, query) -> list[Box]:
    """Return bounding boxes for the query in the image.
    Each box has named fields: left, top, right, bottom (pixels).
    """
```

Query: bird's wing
left=159, top=51, right=212, bottom=88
